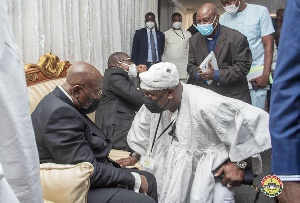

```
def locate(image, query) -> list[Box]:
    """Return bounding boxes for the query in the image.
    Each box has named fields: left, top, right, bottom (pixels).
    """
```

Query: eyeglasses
left=78, top=85, right=102, bottom=97
left=221, top=0, right=236, bottom=6
left=116, top=57, right=132, bottom=66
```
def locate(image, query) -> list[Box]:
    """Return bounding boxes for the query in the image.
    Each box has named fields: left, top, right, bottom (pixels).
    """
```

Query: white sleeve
left=127, top=105, right=151, bottom=156
left=211, top=99, right=271, bottom=162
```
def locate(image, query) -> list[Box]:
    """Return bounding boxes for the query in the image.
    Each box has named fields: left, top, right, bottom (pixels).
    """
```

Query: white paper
left=199, top=51, right=219, bottom=85
left=246, top=65, right=264, bottom=89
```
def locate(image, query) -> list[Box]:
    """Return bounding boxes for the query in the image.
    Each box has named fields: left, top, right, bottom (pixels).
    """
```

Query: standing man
left=187, top=3, right=252, bottom=103
left=270, top=0, right=300, bottom=202
left=131, top=12, right=165, bottom=70
left=187, top=12, right=198, bottom=36
left=162, top=12, right=192, bottom=82
left=220, top=0, right=274, bottom=109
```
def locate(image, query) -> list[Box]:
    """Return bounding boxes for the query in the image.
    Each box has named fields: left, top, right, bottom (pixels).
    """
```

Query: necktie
left=150, top=30, right=157, bottom=62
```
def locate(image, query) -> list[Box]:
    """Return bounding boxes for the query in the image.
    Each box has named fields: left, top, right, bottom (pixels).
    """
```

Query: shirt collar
left=58, top=85, right=73, bottom=102
left=146, top=27, right=156, bottom=33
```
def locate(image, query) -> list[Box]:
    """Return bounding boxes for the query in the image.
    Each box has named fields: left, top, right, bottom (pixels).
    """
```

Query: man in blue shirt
left=220, top=0, right=274, bottom=109
left=187, top=3, right=252, bottom=103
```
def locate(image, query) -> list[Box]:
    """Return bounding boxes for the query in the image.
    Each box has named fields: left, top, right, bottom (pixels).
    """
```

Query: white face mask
left=223, top=0, right=240, bottom=14
left=172, top=22, right=182, bottom=30
left=146, top=21, right=155, bottom=29
left=122, top=63, right=138, bottom=78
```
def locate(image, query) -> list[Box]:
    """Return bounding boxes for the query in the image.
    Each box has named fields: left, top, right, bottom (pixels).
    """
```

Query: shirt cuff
left=131, top=172, right=141, bottom=193
left=213, top=70, right=220, bottom=81
left=277, top=175, right=300, bottom=182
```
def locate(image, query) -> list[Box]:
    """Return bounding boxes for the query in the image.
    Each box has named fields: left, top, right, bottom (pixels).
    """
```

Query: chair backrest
left=25, top=53, right=95, bottom=122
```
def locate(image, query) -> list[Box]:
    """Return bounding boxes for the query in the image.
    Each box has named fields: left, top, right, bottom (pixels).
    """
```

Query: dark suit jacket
left=131, top=28, right=165, bottom=65
left=187, top=25, right=198, bottom=36
left=31, top=87, right=135, bottom=201
left=187, top=25, right=252, bottom=103
left=95, top=67, right=144, bottom=151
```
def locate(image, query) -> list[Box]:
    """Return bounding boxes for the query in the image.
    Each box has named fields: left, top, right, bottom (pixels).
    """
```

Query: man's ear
left=72, top=85, right=81, bottom=96
left=167, top=88, right=175, bottom=99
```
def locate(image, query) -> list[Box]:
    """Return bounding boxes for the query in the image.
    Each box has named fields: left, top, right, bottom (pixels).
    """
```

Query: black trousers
left=88, top=169, right=158, bottom=203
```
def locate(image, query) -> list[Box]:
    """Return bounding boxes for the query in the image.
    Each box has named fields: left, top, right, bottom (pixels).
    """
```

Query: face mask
left=121, top=63, right=138, bottom=78
left=146, top=21, right=155, bottom=29
left=144, top=95, right=169, bottom=114
left=223, top=0, right=240, bottom=14
left=196, top=16, right=217, bottom=36
left=78, top=90, right=100, bottom=114
left=172, top=22, right=182, bottom=30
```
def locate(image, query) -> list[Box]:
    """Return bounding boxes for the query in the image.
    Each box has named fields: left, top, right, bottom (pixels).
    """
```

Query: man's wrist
left=130, top=151, right=141, bottom=161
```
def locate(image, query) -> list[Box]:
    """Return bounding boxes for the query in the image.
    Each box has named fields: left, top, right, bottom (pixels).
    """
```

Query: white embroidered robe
left=128, top=83, right=271, bottom=202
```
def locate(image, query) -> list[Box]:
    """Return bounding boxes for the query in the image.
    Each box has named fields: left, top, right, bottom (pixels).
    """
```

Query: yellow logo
left=261, top=175, right=283, bottom=197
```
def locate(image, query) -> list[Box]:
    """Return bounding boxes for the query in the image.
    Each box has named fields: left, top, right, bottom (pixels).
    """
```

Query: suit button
left=103, top=142, right=107, bottom=147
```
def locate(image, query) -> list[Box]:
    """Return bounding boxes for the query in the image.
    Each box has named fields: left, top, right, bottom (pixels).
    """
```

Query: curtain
left=4, top=0, right=158, bottom=74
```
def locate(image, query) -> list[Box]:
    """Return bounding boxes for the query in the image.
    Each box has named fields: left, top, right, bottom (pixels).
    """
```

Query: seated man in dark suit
left=131, top=12, right=165, bottom=69
left=187, top=3, right=252, bottom=103
left=31, top=62, right=157, bottom=203
left=95, top=52, right=145, bottom=152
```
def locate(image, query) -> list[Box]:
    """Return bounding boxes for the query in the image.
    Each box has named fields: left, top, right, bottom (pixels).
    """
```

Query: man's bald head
left=66, top=61, right=102, bottom=88
left=197, top=3, right=218, bottom=18
left=108, top=52, right=130, bottom=68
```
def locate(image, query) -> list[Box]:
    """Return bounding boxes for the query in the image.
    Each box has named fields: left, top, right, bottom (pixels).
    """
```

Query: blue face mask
left=196, top=16, right=217, bottom=36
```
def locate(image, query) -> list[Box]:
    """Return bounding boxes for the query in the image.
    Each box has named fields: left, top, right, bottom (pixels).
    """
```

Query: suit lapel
left=199, top=34, right=209, bottom=60
left=214, top=25, right=226, bottom=61
left=52, top=86, right=109, bottom=140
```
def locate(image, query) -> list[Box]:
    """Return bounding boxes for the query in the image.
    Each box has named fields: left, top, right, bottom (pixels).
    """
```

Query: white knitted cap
left=140, top=62, right=179, bottom=90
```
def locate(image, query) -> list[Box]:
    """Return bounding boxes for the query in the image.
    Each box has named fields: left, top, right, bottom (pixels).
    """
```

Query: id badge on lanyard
left=140, top=155, right=156, bottom=170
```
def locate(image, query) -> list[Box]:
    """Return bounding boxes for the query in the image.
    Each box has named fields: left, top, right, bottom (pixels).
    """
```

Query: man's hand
left=200, top=61, right=214, bottom=81
left=137, top=64, right=147, bottom=73
left=116, top=157, right=138, bottom=168
left=139, top=175, right=149, bottom=194
left=214, top=162, right=245, bottom=188
left=249, top=74, right=269, bottom=89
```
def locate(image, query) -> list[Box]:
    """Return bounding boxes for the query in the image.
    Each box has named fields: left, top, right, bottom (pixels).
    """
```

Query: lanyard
left=173, top=29, right=185, bottom=39
left=150, top=111, right=179, bottom=153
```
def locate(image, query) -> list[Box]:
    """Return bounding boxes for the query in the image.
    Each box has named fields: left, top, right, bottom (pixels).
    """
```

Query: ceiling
left=179, top=0, right=223, bottom=12
left=178, top=0, right=287, bottom=14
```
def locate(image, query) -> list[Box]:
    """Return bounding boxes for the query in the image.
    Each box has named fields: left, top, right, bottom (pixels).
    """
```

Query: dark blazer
left=95, top=67, right=144, bottom=151
left=187, top=25, right=198, bottom=36
left=131, top=28, right=165, bottom=65
left=187, top=25, right=252, bottom=103
left=31, top=87, right=135, bottom=201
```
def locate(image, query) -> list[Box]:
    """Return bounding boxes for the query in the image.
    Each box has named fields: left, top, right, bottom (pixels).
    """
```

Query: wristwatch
left=129, top=151, right=141, bottom=161
left=236, top=161, right=247, bottom=169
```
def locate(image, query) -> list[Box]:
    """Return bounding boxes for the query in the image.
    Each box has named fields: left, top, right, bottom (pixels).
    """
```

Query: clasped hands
left=198, top=61, right=214, bottom=81
left=214, top=162, right=245, bottom=188
left=116, top=157, right=149, bottom=194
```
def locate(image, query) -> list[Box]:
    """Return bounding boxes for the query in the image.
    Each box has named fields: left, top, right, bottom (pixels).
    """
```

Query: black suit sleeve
left=219, top=35, right=252, bottom=85
left=131, top=30, right=139, bottom=64
left=108, top=72, right=144, bottom=108
left=187, top=38, right=200, bottom=81
left=43, top=105, right=135, bottom=189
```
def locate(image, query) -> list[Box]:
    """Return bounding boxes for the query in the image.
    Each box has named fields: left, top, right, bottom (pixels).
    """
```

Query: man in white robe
left=162, top=13, right=191, bottom=82
left=119, top=62, right=271, bottom=202
left=0, top=1, right=43, bottom=202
